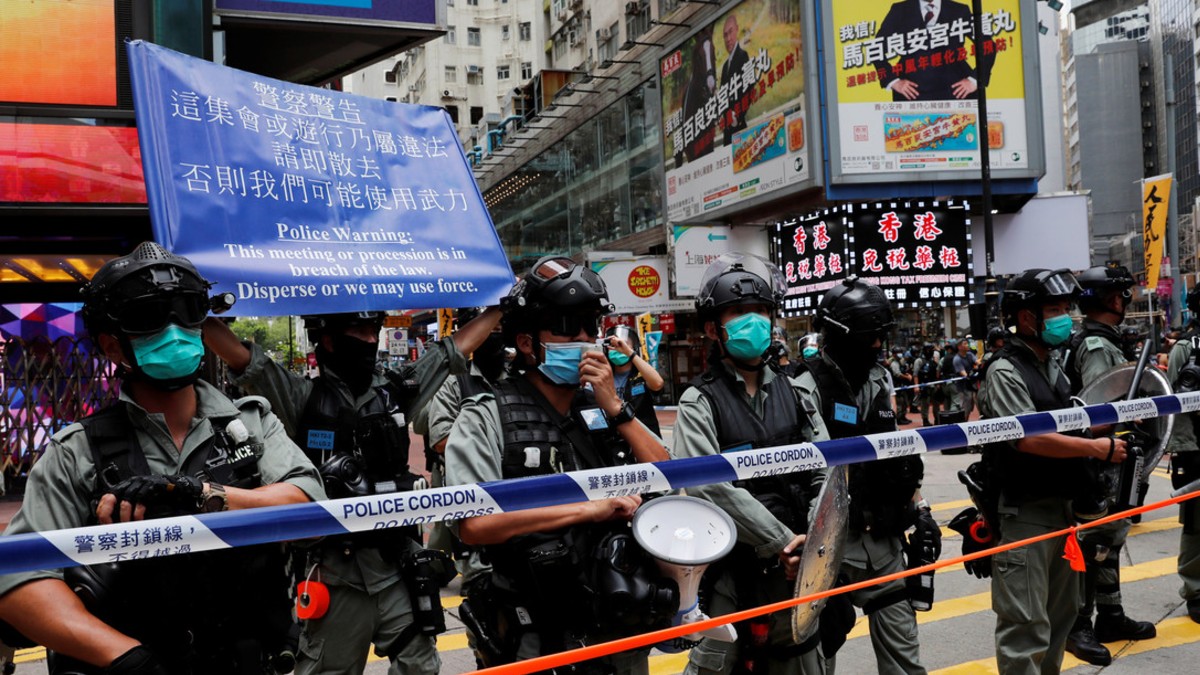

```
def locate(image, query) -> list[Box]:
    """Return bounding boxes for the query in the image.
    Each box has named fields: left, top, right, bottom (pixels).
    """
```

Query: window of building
left=598, top=21, right=619, bottom=62
left=519, top=22, right=532, bottom=41
left=446, top=26, right=456, bottom=44
left=384, top=69, right=397, bottom=84
left=470, top=106, right=485, bottom=125
left=521, top=61, right=533, bottom=80
left=502, top=25, right=511, bottom=40
left=497, top=65, right=511, bottom=80
left=445, top=105, right=460, bottom=125
left=468, top=28, right=481, bottom=46
left=445, top=66, right=457, bottom=83
left=467, top=68, right=484, bottom=85
left=467, top=0, right=478, bottom=5
left=626, top=1, right=650, bottom=41
left=551, top=0, right=566, bottom=15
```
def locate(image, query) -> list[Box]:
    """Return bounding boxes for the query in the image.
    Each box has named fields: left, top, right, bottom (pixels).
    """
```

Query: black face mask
left=474, top=333, right=507, bottom=383
left=319, top=334, right=379, bottom=395
left=826, top=336, right=880, bottom=390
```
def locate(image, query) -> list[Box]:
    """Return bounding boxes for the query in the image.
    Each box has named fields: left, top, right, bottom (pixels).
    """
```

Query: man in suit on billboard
left=720, top=13, right=751, bottom=146
left=871, top=0, right=996, bottom=102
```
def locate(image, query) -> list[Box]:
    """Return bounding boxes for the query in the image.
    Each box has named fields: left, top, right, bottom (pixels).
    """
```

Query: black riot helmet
left=986, top=326, right=1008, bottom=349
left=695, top=252, right=786, bottom=321
left=501, top=256, right=613, bottom=344
left=813, top=276, right=895, bottom=339
left=1000, top=268, right=1081, bottom=333
left=1077, top=264, right=1135, bottom=314
left=303, top=311, right=387, bottom=342
left=81, top=241, right=215, bottom=340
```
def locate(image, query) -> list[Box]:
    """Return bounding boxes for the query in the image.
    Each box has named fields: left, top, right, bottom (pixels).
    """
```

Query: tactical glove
left=908, top=508, right=942, bottom=563
left=107, top=474, right=204, bottom=516
left=105, top=646, right=168, bottom=675
left=948, top=507, right=992, bottom=579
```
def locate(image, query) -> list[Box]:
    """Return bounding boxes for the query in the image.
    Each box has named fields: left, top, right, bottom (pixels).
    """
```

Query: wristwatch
left=199, top=483, right=228, bottom=513
left=607, top=402, right=637, bottom=427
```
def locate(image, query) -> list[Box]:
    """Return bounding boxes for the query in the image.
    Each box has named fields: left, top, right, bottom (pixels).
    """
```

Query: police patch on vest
left=833, top=402, right=858, bottom=425
left=631, top=383, right=646, bottom=396
left=1085, top=336, right=1104, bottom=352
left=307, top=429, right=335, bottom=451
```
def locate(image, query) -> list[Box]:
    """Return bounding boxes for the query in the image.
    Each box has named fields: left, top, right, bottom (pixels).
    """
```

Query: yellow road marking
left=929, top=615, right=1200, bottom=674
left=940, top=513, right=1178, bottom=542
left=847, top=555, right=1179, bottom=640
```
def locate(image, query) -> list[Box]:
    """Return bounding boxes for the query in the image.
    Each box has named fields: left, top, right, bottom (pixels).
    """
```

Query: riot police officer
left=913, top=344, right=941, bottom=426
left=0, top=242, right=324, bottom=674
left=1062, top=264, right=1156, bottom=664
left=672, top=253, right=830, bottom=675
left=445, top=256, right=670, bottom=673
left=977, top=268, right=1128, bottom=674
left=204, top=302, right=502, bottom=675
left=795, top=277, right=932, bottom=675
left=1167, top=287, right=1200, bottom=624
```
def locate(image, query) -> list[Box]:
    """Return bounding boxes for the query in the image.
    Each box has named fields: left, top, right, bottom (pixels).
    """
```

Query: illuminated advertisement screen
left=0, top=0, right=118, bottom=107
left=0, top=121, right=146, bottom=203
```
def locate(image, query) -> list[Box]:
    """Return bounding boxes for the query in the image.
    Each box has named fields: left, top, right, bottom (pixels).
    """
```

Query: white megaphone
left=631, top=495, right=738, bottom=645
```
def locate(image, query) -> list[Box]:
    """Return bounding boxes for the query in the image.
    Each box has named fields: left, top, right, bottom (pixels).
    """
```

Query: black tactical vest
left=691, top=366, right=815, bottom=534
left=620, top=372, right=661, bottom=436
left=296, top=372, right=419, bottom=495
left=985, top=342, right=1088, bottom=503
left=798, top=357, right=923, bottom=536
left=61, top=401, right=293, bottom=675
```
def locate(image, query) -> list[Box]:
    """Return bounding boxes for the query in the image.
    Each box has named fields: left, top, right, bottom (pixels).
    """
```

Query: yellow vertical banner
left=1142, top=174, right=1172, bottom=288
left=438, top=308, right=455, bottom=339
left=636, top=312, right=654, bottom=360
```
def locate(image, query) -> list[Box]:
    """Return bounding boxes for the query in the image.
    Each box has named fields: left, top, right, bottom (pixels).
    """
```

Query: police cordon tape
left=0, top=390, right=1196, bottom=576
left=467, top=488, right=1200, bottom=675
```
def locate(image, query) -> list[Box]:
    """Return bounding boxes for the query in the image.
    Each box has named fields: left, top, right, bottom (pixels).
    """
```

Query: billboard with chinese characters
left=775, top=208, right=849, bottom=317
left=660, top=0, right=820, bottom=222
left=848, top=201, right=973, bottom=307
left=126, top=40, right=513, bottom=316
left=671, top=223, right=769, bottom=297
left=820, top=0, right=1044, bottom=187
left=591, top=257, right=694, bottom=314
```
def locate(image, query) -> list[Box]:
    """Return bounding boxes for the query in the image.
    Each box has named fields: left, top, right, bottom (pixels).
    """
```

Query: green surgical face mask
left=1040, top=314, right=1073, bottom=347
left=607, top=349, right=631, bottom=366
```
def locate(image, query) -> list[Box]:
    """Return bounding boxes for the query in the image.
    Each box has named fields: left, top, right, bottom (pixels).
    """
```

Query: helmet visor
left=541, top=312, right=602, bottom=339
left=698, top=253, right=786, bottom=306
left=114, top=291, right=210, bottom=335
left=1037, top=269, right=1082, bottom=298
left=530, top=257, right=576, bottom=282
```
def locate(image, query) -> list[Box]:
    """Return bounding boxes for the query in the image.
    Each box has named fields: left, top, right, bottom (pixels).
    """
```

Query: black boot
left=1188, top=599, right=1200, bottom=624
left=1066, top=616, right=1112, bottom=666
left=1095, top=608, right=1156, bottom=642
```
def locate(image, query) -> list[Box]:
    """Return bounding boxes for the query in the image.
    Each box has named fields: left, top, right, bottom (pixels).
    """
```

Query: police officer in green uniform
left=1062, top=265, right=1156, bottom=665
left=1167, top=289, right=1200, bottom=624
left=671, top=253, right=830, bottom=675
left=913, top=344, right=941, bottom=426
left=204, top=303, right=502, bottom=675
left=0, top=242, right=324, bottom=674
left=795, top=277, right=932, bottom=675
left=977, top=268, right=1128, bottom=675
left=445, top=256, right=671, bottom=674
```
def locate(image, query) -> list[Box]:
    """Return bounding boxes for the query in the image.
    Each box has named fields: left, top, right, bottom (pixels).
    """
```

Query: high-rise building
left=1063, top=0, right=1162, bottom=268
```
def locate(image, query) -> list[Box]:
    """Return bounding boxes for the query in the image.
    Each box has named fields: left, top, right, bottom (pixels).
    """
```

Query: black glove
left=908, top=508, right=942, bottom=563
left=107, top=474, right=204, bottom=517
left=948, top=507, right=992, bottom=579
left=105, top=646, right=168, bottom=675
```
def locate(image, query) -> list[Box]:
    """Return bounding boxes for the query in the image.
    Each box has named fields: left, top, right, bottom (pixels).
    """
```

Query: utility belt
left=294, top=543, right=455, bottom=644
left=49, top=547, right=299, bottom=675
left=464, top=525, right=676, bottom=668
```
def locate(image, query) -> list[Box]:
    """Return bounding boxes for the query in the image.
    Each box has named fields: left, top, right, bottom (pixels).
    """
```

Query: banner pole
left=972, top=0, right=997, bottom=325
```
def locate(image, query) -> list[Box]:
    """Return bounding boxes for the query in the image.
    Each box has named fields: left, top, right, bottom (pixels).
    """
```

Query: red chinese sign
left=849, top=203, right=972, bottom=307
